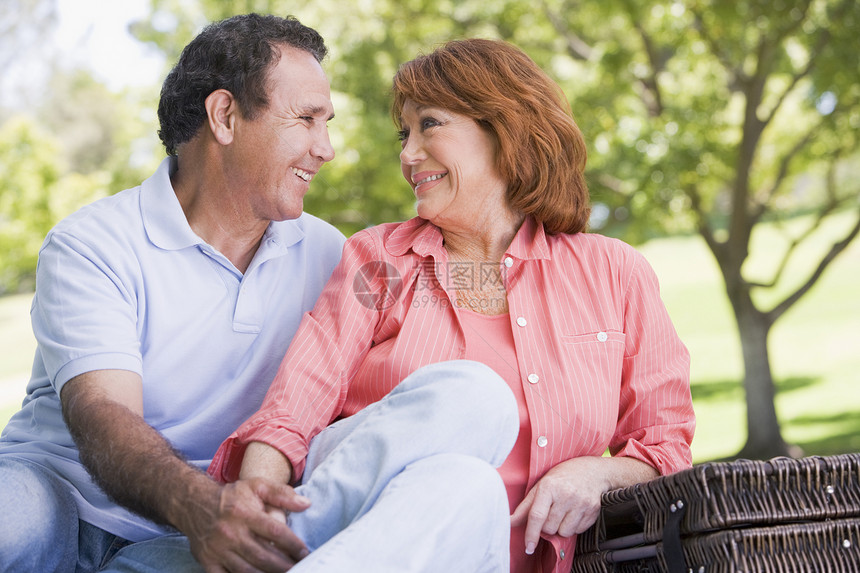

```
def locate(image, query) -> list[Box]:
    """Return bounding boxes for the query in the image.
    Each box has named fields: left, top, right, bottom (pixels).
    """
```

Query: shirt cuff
left=54, top=352, right=143, bottom=392
left=613, top=438, right=692, bottom=476
left=208, top=423, right=310, bottom=484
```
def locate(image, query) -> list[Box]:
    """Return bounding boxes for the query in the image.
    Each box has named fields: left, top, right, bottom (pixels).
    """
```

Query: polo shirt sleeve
left=610, top=250, right=695, bottom=475
left=32, top=230, right=142, bottom=394
left=209, top=229, right=386, bottom=483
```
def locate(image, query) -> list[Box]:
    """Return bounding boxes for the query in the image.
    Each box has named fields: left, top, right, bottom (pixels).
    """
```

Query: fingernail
left=525, top=542, right=535, bottom=555
left=296, top=495, right=311, bottom=505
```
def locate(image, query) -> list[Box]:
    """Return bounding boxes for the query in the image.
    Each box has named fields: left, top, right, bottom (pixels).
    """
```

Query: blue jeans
left=103, top=360, right=519, bottom=572
left=0, top=456, right=130, bottom=573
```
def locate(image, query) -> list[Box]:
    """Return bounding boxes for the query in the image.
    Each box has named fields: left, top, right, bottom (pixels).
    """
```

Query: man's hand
left=510, top=456, right=658, bottom=555
left=60, top=371, right=311, bottom=572
left=182, top=477, right=311, bottom=573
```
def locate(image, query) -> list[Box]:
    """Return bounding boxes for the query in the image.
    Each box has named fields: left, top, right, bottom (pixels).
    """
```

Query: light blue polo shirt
left=0, top=157, right=345, bottom=541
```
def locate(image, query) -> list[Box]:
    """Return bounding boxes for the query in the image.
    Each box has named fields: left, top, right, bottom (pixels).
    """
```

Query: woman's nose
left=399, top=134, right=423, bottom=165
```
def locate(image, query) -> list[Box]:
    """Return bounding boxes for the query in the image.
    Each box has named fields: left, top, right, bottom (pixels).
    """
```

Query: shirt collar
left=141, top=157, right=203, bottom=251
left=141, top=157, right=306, bottom=254
left=258, top=216, right=306, bottom=254
left=507, top=216, right=551, bottom=261
left=384, top=217, right=444, bottom=258
left=384, top=215, right=551, bottom=261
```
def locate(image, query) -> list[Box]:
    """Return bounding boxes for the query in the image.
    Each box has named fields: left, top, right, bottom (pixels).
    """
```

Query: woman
left=210, top=38, right=694, bottom=572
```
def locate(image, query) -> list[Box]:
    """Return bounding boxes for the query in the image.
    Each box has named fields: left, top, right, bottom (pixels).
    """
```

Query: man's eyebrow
left=302, top=105, right=335, bottom=121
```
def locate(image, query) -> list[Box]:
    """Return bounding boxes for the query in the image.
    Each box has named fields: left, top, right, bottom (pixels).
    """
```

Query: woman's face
left=398, top=99, right=508, bottom=232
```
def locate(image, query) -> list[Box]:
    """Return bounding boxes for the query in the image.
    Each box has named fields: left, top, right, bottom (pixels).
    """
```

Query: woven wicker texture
left=571, top=517, right=860, bottom=573
left=576, top=453, right=860, bottom=555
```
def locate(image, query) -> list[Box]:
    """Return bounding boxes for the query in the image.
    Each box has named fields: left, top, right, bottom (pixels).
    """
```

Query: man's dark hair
left=157, top=13, right=327, bottom=156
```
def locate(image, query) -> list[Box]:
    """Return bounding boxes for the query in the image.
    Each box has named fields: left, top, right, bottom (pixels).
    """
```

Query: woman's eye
left=421, top=117, right=440, bottom=130
left=397, top=129, right=409, bottom=142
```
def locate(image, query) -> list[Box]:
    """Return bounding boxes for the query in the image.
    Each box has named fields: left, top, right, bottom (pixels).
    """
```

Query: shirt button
left=516, top=317, right=527, bottom=327
left=537, top=436, right=548, bottom=447
left=527, top=373, right=539, bottom=384
left=504, top=257, right=514, bottom=268
left=597, top=331, right=608, bottom=342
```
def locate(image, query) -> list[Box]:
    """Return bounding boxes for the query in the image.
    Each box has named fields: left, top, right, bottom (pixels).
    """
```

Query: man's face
left=226, top=45, right=335, bottom=223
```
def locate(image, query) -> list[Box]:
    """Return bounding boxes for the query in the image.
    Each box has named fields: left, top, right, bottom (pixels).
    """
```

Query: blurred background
left=1, top=0, right=858, bottom=463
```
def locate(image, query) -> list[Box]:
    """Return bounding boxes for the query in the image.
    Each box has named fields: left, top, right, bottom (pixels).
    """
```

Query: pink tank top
left=459, top=309, right=540, bottom=572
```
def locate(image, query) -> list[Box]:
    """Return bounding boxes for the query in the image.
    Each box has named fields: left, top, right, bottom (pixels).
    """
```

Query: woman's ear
left=204, top=89, right=237, bottom=145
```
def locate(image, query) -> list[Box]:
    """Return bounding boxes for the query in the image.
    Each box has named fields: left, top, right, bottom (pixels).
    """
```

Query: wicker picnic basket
left=571, top=453, right=860, bottom=573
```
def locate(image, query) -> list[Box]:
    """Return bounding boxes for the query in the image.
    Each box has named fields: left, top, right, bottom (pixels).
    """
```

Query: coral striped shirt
left=209, top=216, right=695, bottom=572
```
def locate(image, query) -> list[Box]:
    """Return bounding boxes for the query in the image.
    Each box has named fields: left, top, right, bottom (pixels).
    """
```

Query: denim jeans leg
left=77, top=520, right=131, bottom=572
left=0, top=456, right=80, bottom=573
left=291, top=453, right=511, bottom=573
left=289, top=359, right=519, bottom=558
left=95, top=360, right=519, bottom=572
left=98, top=534, right=202, bottom=573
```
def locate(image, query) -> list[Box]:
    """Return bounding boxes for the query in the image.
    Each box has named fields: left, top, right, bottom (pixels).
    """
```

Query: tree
left=532, top=0, right=860, bottom=459
left=135, top=0, right=860, bottom=458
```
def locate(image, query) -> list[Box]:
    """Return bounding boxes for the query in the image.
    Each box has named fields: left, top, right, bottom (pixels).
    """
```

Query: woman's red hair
left=392, top=38, right=589, bottom=234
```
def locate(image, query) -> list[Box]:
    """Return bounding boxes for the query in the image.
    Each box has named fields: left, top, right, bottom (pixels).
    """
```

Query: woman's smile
left=411, top=171, right=448, bottom=194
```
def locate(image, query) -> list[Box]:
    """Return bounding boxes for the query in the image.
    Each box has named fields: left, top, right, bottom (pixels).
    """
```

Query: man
left=0, top=14, right=344, bottom=573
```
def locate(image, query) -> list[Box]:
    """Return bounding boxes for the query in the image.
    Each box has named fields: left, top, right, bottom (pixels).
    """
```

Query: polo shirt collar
left=262, top=216, right=306, bottom=251
left=141, top=157, right=306, bottom=254
left=141, top=157, right=204, bottom=251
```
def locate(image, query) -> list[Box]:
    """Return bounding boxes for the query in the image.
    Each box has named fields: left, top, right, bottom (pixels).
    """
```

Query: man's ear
left=204, top=89, right=237, bottom=145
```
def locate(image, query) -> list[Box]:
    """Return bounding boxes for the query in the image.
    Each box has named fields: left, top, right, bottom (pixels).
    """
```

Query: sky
left=1, top=0, right=166, bottom=110
left=54, top=0, right=165, bottom=91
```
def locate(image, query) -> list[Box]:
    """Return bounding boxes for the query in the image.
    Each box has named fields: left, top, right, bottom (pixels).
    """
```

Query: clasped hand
left=188, top=477, right=311, bottom=573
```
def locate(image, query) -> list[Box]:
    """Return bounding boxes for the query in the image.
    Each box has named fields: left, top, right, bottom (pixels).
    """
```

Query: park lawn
left=640, top=210, right=860, bottom=461
left=0, top=291, right=35, bottom=428
left=1, top=211, right=859, bottom=462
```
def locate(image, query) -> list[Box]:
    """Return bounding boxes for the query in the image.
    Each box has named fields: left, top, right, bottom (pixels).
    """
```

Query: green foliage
left=0, top=0, right=161, bottom=294
left=129, top=0, right=209, bottom=67
left=0, top=118, right=118, bottom=293
left=0, top=73, right=157, bottom=293
left=123, top=0, right=858, bottom=456
left=0, top=118, right=61, bottom=292
left=40, top=70, right=122, bottom=174
left=3, top=1, right=857, bottom=407
left=131, top=0, right=858, bottom=243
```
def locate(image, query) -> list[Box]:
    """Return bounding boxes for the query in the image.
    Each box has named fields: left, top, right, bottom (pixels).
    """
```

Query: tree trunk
left=727, top=292, right=796, bottom=460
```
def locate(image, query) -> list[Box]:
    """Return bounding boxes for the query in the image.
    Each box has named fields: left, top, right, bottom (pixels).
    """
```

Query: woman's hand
left=186, top=477, right=311, bottom=572
left=180, top=440, right=310, bottom=572
left=510, top=456, right=658, bottom=555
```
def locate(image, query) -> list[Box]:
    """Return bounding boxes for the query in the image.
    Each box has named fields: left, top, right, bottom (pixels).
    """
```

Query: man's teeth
left=292, top=167, right=312, bottom=182
left=415, top=173, right=445, bottom=186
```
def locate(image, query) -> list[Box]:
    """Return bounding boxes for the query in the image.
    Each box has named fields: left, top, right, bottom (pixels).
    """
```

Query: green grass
left=2, top=211, right=859, bottom=462
left=640, top=210, right=860, bottom=461
left=0, top=291, right=35, bottom=427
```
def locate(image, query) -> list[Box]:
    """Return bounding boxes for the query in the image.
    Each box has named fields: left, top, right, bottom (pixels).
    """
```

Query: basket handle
left=662, top=498, right=688, bottom=573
